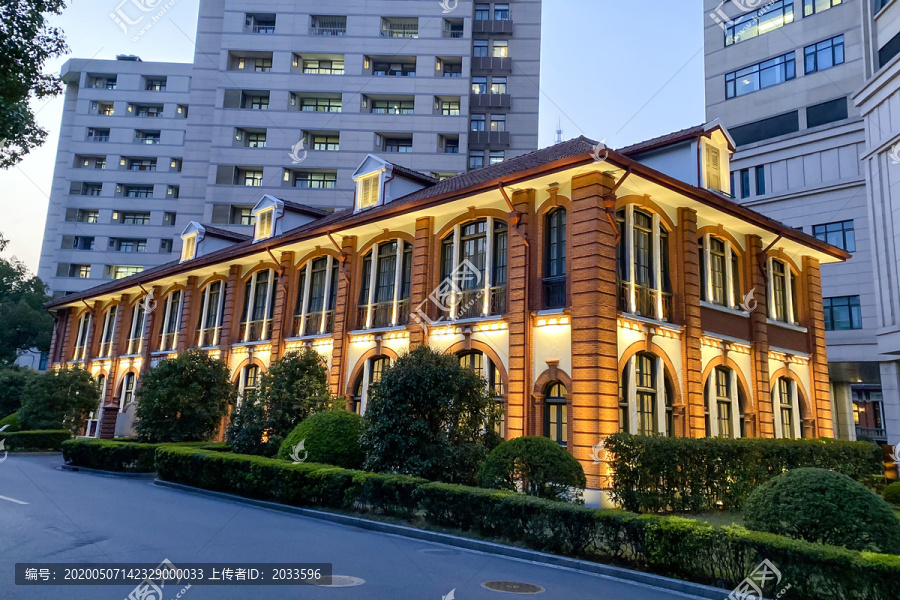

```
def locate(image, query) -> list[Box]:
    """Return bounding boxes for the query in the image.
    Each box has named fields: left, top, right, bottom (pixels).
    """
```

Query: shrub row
left=0, top=430, right=71, bottom=451
left=604, top=433, right=884, bottom=512
left=155, top=447, right=425, bottom=517
left=154, top=447, right=900, bottom=599
left=61, top=439, right=230, bottom=473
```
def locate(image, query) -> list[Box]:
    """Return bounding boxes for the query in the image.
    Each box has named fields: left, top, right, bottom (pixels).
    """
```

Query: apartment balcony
left=470, top=93, right=511, bottom=109
left=473, top=20, right=514, bottom=35
left=196, top=327, right=222, bottom=349
left=468, top=130, right=510, bottom=149
left=309, top=25, right=346, bottom=36
left=471, top=57, right=512, bottom=73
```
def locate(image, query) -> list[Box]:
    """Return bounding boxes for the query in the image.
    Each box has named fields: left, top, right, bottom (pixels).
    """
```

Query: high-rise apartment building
left=38, top=0, right=542, bottom=296
left=703, top=0, right=883, bottom=443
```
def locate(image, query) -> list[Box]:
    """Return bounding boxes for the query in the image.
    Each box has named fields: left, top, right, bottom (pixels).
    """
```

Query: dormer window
left=357, top=174, right=380, bottom=210
left=181, top=234, right=197, bottom=262
left=701, top=138, right=731, bottom=195
left=256, top=208, right=274, bottom=240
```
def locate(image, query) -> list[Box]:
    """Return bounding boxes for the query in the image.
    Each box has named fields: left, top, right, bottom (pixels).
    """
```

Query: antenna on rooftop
left=554, top=119, right=564, bottom=145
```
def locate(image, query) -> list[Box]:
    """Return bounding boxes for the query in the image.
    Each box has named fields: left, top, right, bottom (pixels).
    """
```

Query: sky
left=0, top=0, right=705, bottom=274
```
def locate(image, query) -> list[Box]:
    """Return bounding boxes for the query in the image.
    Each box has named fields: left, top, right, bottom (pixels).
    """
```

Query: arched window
left=126, top=301, right=146, bottom=355
left=705, top=367, right=746, bottom=438
left=238, top=364, right=260, bottom=403
left=615, top=207, right=672, bottom=321
left=118, top=372, right=136, bottom=412
left=357, top=241, right=412, bottom=330
left=295, top=256, right=339, bottom=337
left=97, top=305, right=118, bottom=358
left=458, top=351, right=506, bottom=437
left=158, top=290, right=183, bottom=351
left=775, top=376, right=800, bottom=439
left=87, top=374, right=106, bottom=437
left=543, top=208, right=566, bottom=309
left=621, top=352, right=670, bottom=435
left=699, top=235, right=742, bottom=308
left=196, top=281, right=226, bottom=348
left=73, top=312, right=92, bottom=361
left=440, top=218, right=508, bottom=320
left=353, top=355, right=391, bottom=414
left=544, top=382, right=568, bottom=447
left=240, top=269, right=279, bottom=342
left=768, top=258, right=799, bottom=325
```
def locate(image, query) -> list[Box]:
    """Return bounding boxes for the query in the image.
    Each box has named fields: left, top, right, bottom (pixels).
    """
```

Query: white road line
left=0, top=495, right=29, bottom=505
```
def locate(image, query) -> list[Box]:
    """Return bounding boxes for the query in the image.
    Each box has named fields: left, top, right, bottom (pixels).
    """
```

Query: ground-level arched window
left=774, top=376, right=801, bottom=439
left=705, top=366, right=746, bottom=438
left=352, top=355, right=392, bottom=415
left=458, top=351, right=506, bottom=438
left=620, top=352, right=673, bottom=436
left=544, top=382, right=568, bottom=447
left=238, top=364, right=260, bottom=404
left=87, top=374, right=106, bottom=437
left=118, top=373, right=136, bottom=412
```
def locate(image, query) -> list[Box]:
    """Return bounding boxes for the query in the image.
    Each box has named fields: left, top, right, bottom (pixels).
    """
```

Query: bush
left=135, top=349, right=236, bottom=443
left=478, top=436, right=586, bottom=502
left=18, top=368, right=99, bottom=435
left=605, top=433, right=883, bottom=513
left=0, top=412, right=21, bottom=432
left=885, top=481, right=900, bottom=506
left=62, top=439, right=229, bottom=472
left=361, top=346, right=502, bottom=485
left=744, top=468, right=900, bottom=554
left=0, top=367, right=36, bottom=417
left=0, top=430, right=70, bottom=451
left=226, top=349, right=333, bottom=456
left=277, top=410, right=364, bottom=469
left=153, top=447, right=900, bottom=599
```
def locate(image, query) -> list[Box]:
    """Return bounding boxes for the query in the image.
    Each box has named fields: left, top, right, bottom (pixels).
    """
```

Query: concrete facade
left=703, top=0, right=883, bottom=443
left=38, top=0, right=542, bottom=298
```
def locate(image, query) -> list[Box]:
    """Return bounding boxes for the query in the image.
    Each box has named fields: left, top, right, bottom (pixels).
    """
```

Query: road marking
left=0, top=495, right=28, bottom=505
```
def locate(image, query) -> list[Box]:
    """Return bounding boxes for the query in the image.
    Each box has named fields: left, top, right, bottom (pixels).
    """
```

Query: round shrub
left=277, top=410, right=365, bottom=469
left=744, top=467, right=900, bottom=554
left=478, top=436, right=587, bottom=502
left=884, top=481, right=900, bottom=506
left=0, top=412, right=21, bottom=432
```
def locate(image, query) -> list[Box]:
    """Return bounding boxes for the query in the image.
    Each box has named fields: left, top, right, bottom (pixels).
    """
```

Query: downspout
left=604, top=167, right=632, bottom=243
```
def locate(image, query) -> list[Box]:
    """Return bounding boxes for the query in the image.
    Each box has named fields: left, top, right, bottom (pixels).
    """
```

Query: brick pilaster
left=802, top=256, right=834, bottom=438
left=330, top=236, right=357, bottom=399
left=269, top=251, right=295, bottom=361
left=139, top=286, right=162, bottom=374
left=218, top=265, right=243, bottom=366
left=408, top=217, right=434, bottom=348
left=747, top=235, right=773, bottom=437
left=569, top=171, right=618, bottom=489
left=507, top=189, right=534, bottom=440
left=177, top=276, right=199, bottom=352
left=677, top=208, right=706, bottom=437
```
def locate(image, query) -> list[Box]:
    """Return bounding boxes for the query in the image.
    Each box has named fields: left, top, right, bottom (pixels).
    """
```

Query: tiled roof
left=387, top=162, right=439, bottom=185
left=201, top=225, right=251, bottom=242
left=280, top=200, right=333, bottom=217
left=616, top=125, right=707, bottom=156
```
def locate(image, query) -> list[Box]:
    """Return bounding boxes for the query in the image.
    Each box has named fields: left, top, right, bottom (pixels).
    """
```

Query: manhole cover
left=482, top=581, right=545, bottom=594
left=421, top=548, right=462, bottom=555
left=312, top=575, right=366, bottom=588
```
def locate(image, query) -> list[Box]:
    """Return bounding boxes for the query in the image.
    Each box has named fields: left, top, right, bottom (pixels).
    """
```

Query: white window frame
left=73, top=312, right=93, bottom=361
left=296, top=255, right=338, bottom=337
left=620, top=206, right=669, bottom=321
left=442, top=217, right=507, bottom=321
left=622, top=354, right=668, bottom=435
left=773, top=376, right=802, bottom=439
left=241, top=269, right=277, bottom=342
left=197, top=281, right=226, bottom=348
left=705, top=367, right=743, bottom=438
left=159, top=291, right=183, bottom=352
left=767, top=257, right=797, bottom=324
left=118, top=372, right=136, bottom=412
left=357, top=174, right=381, bottom=210
left=255, top=208, right=274, bottom=240
left=702, top=234, right=738, bottom=309
left=359, top=241, right=411, bottom=330
left=97, top=305, right=118, bottom=358
left=181, top=233, right=197, bottom=262
left=127, top=301, right=146, bottom=355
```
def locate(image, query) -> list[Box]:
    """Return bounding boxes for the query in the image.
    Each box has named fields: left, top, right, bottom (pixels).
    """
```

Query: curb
left=153, top=479, right=730, bottom=600
left=60, top=464, right=157, bottom=479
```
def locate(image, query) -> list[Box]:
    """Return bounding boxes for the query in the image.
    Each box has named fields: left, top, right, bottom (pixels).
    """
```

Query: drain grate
left=482, top=581, right=545, bottom=594
left=312, top=575, right=366, bottom=588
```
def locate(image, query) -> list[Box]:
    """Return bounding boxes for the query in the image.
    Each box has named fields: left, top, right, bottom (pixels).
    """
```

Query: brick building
left=45, top=126, right=850, bottom=496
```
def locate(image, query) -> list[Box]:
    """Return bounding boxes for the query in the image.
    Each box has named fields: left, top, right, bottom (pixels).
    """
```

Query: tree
left=0, top=366, right=37, bottom=417
left=0, top=0, right=69, bottom=168
left=0, top=234, right=53, bottom=364
left=361, top=346, right=502, bottom=484
left=18, top=367, right=98, bottom=434
left=226, top=349, right=332, bottom=456
left=478, top=436, right=587, bottom=502
left=134, top=350, right=236, bottom=443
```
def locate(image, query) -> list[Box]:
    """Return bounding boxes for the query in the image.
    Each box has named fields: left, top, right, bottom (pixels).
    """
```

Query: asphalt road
left=0, top=454, right=707, bottom=600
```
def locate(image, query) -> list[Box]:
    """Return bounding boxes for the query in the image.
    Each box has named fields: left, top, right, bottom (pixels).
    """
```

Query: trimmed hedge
left=277, top=410, right=365, bottom=469
left=153, top=447, right=900, bottom=599
left=0, top=412, right=21, bottom=432
left=605, top=433, right=884, bottom=512
left=61, top=439, right=230, bottom=473
left=885, top=481, right=900, bottom=505
left=0, top=430, right=71, bottom=451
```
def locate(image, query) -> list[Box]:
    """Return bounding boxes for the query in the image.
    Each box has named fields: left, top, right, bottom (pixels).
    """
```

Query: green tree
left=478, top=436, right=587, bottom=502
left=226, top=349, right=332, bottom=456
left=18, top=367, right=98, bottom=434
left=134, top=349, right=236, bottom=443
left=0, top=0, right=69, bottom=167
left=0, top=366, right=37, bottom=417
left=0, top=235, right=53, bottom=364
left=361, top=346, right=502, bottom=484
